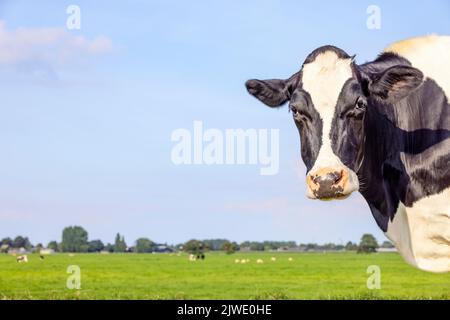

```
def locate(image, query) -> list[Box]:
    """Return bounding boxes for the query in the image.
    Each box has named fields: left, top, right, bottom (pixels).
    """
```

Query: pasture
left=0, top=252, right=449, bottom=300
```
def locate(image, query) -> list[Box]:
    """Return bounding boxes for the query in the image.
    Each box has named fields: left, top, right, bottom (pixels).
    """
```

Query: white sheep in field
left=288, top=257, right=293, bottom=261
left=256, top=259, right=264, bottom=264
left=189, top=254, right=197, bottom=261
left=240, top=259, right=247, bottom=264
left=270, top=257, right=276, bottom=262
left=234, top=259, right=240, bottom=263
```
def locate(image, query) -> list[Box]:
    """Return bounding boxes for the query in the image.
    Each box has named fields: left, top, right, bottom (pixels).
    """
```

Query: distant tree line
left=179, top=235, right=392, bottom=255
left=0, top=236, right=33, bottom=252
left=1, top=226, right=394, bottom=254
left=0, top=226, right=171, bottom=254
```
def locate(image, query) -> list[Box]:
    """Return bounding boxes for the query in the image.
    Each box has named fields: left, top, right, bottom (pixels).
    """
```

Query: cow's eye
left=291, top=106, right=299, bottom=116
left=291, top=107, right=310, bottom=123
left=291, top=107, right=302, bottom=119
left=344, top=97, right=367, bottom=120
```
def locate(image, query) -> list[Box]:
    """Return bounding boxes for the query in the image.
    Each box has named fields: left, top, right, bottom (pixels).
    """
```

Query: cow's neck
left=356, top=54, right=411, bottom=231
left=358, top=105, right=401, bottom=232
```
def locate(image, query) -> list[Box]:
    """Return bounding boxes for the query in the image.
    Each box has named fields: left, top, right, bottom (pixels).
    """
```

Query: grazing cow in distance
left=246, top=35, right=450, bottom=272
left=16, top=255, right=28, bottom=263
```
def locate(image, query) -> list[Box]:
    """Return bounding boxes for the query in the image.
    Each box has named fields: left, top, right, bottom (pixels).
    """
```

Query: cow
left=245, top=35, right=450, bottom=273
left=16, top=255, right=28, bottom=263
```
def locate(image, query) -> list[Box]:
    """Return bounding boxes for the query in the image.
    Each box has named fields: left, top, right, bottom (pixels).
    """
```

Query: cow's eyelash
left=292, top=108, right=312, bottom=122
left=339, top=97, right=367, bottom=118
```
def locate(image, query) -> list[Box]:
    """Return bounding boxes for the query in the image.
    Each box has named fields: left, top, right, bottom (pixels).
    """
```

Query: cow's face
left=245, top=46, right=423, bottom=200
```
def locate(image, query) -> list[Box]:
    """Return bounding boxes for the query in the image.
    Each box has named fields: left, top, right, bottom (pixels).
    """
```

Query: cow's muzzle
left=306, top=167, right=356, bottom=200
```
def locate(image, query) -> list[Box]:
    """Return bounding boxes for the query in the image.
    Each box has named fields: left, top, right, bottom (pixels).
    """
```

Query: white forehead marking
left=302, top=51, right=353, bottom=171
left=302, top=50, right=353, bottom=113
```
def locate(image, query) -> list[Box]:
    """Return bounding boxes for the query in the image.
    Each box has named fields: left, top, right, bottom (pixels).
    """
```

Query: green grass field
left=0, top=252, right=449, bottom=300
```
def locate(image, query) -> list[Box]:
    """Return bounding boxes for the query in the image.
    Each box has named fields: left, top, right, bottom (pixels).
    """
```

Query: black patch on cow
left=303, top=45, right=351, bottom=65
left=362, top=52, right=412, bottom=71
left=245, top=72, right=300, bottom=108
left=290, top=88, right=323, bottom=171
left=330, top=78, right=366, bottom=172
left=358, top=78, right=450, bottom=231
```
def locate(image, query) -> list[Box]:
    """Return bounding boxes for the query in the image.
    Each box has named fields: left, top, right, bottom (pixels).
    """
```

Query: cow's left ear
left=369, top=65, right=424, bottom=102
left=245, top=72, right=299, bottom=108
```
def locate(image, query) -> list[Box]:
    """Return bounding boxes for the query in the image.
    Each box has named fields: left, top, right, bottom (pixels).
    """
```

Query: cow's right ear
left=245, top=74, right=298, bottom=108
left=368, top=65, right=424, bottom=102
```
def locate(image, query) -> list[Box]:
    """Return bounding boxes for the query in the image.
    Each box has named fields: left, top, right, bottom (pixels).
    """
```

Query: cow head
left=246, top=46, right=423, bottom=200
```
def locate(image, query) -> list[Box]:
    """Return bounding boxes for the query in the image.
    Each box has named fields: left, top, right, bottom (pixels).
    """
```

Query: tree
left=114, top=233, right=127, bottom=252
left=104, top=243, right=114, bottom=253
left=47, top=241, right=59, bottom=251
left=357, top=234, right=378, bottom=253
left=0, top=238, right=11, bottom=253
left=34, top=243, right=43, bottom=253
left=135, top=238, right=154, bottom=253
left=61, top=226, right=89, bottom=252
left=88, top=240, right=105, bottom=252
left=183, top=239, right=206, bottom=255
left=12, top=236, right=32, bottom=250
left=221, top=241, right=239, bottom=254
left=253, top=242, right=265, bottom=251
left=345, top=241, right=358, bottom=251
left=1, top=237, right=12, bottom=246
left=203, top=239, right=229, bottom=251
left=381, top=241, right=394, bottom=249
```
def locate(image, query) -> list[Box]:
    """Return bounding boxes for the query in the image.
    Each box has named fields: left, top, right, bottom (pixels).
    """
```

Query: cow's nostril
left=307, top=168, right=350, bottom=199
left=334, top=170, right=344, bottom=184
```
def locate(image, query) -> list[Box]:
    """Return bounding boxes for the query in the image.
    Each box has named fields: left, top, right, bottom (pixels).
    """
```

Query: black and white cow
left=245, top=35, right=450, bottom=272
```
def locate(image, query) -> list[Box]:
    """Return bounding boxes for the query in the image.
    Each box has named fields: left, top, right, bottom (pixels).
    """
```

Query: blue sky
left=0, top=0, right=449, bottom=245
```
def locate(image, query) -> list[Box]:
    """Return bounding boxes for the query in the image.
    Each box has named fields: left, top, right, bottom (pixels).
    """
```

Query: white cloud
left=0, top=21, right=112, bottom=68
